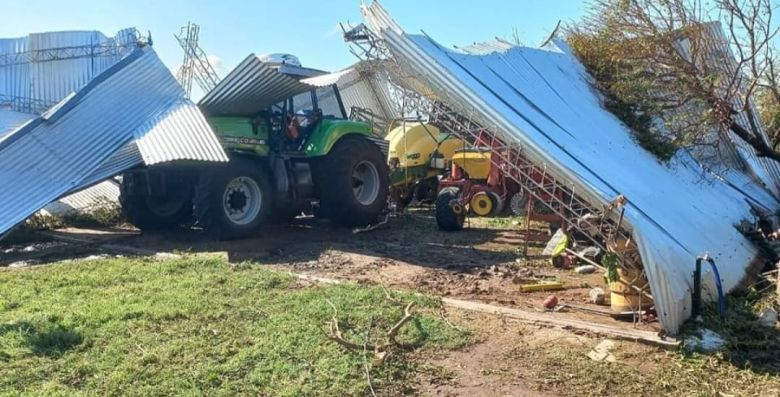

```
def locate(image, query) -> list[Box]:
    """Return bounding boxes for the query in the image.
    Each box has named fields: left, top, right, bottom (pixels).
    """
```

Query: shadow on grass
left=0, top=321, right=83, bottom=357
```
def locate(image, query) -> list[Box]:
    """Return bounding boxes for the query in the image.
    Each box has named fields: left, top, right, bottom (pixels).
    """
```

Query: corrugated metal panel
left=41, top=180, right=120, bottom=216
left=362, top=1, right=776, bottom=334
left=682, top=22, right=780, bottom=196
left=301, top=68, right=354, bottom=87
left=0, top=45, right=227, bottom=235
left=294, top=62, right=398, bottom=121
left=199, top=54, right=319, bottom=116
left=0, top=28, right=138, bottom=114
left=134, top=101, right=226, bottom=165
left=0, top=108, right=34, bottom=139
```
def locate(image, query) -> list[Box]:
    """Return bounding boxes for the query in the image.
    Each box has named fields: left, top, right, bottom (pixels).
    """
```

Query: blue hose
left=707, top=259, right=726, bottom=320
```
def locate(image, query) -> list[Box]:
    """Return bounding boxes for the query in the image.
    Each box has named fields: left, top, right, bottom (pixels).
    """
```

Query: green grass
left=0, top=256, right=470, bottom=396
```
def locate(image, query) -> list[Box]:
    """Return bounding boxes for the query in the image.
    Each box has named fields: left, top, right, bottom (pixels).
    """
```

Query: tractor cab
left=198, top=53, right=355, bottom=159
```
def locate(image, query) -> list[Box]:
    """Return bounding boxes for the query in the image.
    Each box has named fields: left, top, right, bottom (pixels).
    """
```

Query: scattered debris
left=154, top=252, right=183, bottom=261
left=352, top=214, right=390, bottom=234
left=7, top=260, right=39, bottom=268
left=80, top=254, right=110, bottom=262
left=758, top=308, right=778, bottom=328
left=520, top=281, right=564, bottom=293
left=586, top=339, right=617, bottom=362
left=685, top=329, right=726, bottom=352
left=589, top=288, right=606, bottom=305
left=542, top=295, right=559, bottom=310
left=574, top=265, right=597, bottom=274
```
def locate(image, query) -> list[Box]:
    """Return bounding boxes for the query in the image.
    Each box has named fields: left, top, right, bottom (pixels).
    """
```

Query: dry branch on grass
left=324, top=299, right=416, bottom=365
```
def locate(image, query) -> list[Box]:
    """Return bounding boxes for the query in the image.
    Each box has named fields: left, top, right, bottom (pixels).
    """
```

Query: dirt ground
left=91, top=209, right=660, bottom=333
left=0, top=208, right=670, bottom=395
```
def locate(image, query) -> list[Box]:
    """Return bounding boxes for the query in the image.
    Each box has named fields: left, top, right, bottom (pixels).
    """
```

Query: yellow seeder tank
left=385, top=122, right=465, bottom=167
left=451, top=149, right=492, bottom=180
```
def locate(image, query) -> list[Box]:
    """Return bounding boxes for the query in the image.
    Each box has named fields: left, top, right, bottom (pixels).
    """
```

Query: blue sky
left=0, top=1, right=587, bottom=81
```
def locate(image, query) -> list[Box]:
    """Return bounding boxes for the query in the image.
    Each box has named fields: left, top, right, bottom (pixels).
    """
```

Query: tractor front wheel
left=193, top=158, right=274, bottom=240
left=435, top=187, right=465, bottom=231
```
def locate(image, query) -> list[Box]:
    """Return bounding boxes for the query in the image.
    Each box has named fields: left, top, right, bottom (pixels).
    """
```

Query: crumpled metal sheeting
left=293, top=63, right=397, bottom=121
left=199, top=54, right=318, bottom=116
left=0, top=47, right=227, bottom=235
left=362, top=1, right=775, bottom=334
left=134, top=101, right=225, bottom=165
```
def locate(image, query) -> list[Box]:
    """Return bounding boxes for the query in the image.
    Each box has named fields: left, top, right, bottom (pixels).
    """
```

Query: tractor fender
left=303, top=119, right=374, bottom=157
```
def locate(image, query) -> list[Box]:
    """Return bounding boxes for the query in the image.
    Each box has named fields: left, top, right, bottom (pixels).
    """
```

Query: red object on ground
left=543, top=295, right=558, bottom=309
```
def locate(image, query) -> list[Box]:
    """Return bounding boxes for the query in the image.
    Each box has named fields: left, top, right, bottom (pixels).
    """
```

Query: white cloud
left=205, top=55, right=221, bottom=71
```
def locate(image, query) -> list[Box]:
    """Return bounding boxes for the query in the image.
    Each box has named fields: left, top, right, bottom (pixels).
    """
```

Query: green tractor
left=119, top=54, right=389, bottom=239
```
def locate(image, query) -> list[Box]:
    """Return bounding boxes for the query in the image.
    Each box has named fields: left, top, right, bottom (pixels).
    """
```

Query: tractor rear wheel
left=119, top=176, right=193, bottom=231
left=193, top=158, right=274, bottom=240
left=318, top=136, right=388, bottom=226
left=435, top=187, right=465, bottom=231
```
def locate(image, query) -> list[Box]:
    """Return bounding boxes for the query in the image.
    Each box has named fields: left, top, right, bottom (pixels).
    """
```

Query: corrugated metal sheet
left=362, top=1, right=777, bottom=334
left=0, top=45, right=227, bottom=235
left=203, top=55, right=398, bottom=123
left=199, top=54, right=323, bottom=116
left=0, top=28, right=138, bottom=114
left=41, top=180, right=120, bottom=216
left=301, top=68, right=354, bottom=87
left=0, top=108, right=34, bottom=139
left=295, top=62, right=398, bottom=121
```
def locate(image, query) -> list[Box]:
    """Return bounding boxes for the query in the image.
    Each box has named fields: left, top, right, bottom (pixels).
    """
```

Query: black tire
left=509, top=191, right=529, bottom=216
left=119, top=176, right=193, bottom=231
left=193, top=157, right=274, bottom=240
left=317, top=136, right=389, bottom=227
left=435, top=187, right=465, bottom=231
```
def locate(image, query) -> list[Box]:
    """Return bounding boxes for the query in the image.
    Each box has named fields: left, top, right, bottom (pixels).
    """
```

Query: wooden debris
left=520, top=281, right=564, bottom=292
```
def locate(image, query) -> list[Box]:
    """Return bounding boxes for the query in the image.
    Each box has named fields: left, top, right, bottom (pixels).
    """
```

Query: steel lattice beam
left=175, top=22, right=220, bottom=97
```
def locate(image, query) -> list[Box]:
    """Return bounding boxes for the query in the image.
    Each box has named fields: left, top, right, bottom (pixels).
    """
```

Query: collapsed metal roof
left=199, top=54, right=327, bottom=116
left=361, top=1, right=778, bottom=334
left=295, top=62, right=397, bottom=122
left=199, top=54, right=397, bottom=121
left=0, top=28, right=140, bottom=114
left=0, top=36, right=227, bottom=236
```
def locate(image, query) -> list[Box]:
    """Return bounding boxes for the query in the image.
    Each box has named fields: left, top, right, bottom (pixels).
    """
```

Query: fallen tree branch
left=326, top=300, right=377, bottom=351
left=324, top=298, right=417, bottom=365
left=387, top=302, right=416, bottom=342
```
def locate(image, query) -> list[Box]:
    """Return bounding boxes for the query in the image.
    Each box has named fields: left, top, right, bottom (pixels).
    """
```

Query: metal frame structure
left=0, top=29, right=146, bottom=114
left=0, top=33, right=144, bottom=67
left=175, top=22, right=220, bottom=98
left=344, top=23, right=643, bottom=273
